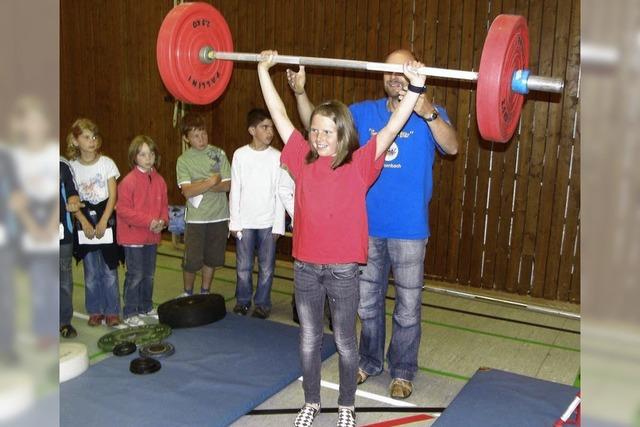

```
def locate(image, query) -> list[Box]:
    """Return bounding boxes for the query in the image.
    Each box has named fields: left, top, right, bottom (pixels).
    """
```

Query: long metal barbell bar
left=156, top=3, right=565, bottom=142
left=204, top=49, right=564, bottom=95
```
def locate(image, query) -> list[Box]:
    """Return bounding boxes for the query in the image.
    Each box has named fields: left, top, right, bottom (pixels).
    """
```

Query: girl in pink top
left=258, top=50, right=426, bottom=427
left=116, top=135, right=168, bottom=327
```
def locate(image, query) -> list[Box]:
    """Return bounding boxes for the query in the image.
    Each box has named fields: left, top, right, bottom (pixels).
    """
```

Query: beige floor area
left=64, top=241, right=580, bottom=426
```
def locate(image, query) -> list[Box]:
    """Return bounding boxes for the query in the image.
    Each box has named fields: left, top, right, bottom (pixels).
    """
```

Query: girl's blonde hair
left=128, top=135, right=161, bottom=169
left=306, top=100, right=359, bottom=169
left=65, top=118, right=101, bottom=159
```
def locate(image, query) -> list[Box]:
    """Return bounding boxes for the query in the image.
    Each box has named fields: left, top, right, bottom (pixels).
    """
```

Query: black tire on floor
left=158, top=294, right=226, bottom=329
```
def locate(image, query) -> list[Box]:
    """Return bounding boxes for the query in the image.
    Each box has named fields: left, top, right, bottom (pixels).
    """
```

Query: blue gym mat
left=60, top=315, right=337, bottom=427
left=433, top=368, right=579, bottom=427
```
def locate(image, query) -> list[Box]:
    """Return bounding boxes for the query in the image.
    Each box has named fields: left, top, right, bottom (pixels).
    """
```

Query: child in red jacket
left=116, top=135, right=169, bottom=327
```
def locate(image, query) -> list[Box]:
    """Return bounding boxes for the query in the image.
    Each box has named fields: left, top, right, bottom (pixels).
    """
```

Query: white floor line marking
left=73, top=311, right=89, bottom=320
left=297, top=377, right=417, bottom=407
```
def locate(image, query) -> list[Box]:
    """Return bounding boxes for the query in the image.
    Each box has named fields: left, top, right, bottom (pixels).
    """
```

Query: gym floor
left=66, top=240, right=580, bottom=426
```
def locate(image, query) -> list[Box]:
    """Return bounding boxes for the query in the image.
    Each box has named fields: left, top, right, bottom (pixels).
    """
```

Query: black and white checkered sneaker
left=294, top=404, right=320, bottom=427
left=336, top=407, right=356, bottom=427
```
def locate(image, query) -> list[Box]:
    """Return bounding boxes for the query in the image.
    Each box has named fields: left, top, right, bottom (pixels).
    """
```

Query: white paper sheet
left=78, top=227, right=113, bottom=245
left=189, top=194, right=203, bottom=208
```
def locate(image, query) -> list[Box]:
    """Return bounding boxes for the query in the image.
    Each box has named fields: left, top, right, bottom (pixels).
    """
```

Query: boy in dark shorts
left=176, top=113, right=231, bottom=296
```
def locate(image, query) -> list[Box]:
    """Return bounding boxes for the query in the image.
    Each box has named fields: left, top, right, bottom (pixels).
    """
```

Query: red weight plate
left=157, top=2, right=234, bottom=105
left=476, top=15, right=529, bottom=143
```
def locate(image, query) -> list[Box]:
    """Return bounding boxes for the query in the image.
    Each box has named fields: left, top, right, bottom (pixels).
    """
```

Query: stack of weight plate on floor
left=98, top=324, right=174, bottom=375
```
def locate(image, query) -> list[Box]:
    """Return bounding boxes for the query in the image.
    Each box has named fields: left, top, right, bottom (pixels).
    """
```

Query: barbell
left=156, top=2, right=564, bottom=143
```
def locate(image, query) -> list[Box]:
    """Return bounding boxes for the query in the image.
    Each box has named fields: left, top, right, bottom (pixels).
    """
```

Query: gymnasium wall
left=60, top=0, right=580, bottom=302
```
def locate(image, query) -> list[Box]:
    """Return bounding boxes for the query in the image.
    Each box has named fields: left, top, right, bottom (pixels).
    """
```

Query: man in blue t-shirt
left=287, top=49, right=458, bottom=398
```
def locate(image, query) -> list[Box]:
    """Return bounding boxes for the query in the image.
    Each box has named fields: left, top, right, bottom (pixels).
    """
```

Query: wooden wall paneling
left=455, top=0, right=488, bottom=285
left=505, top=0, right=542, bottom=293
left=433, top=0, right=463, bottom=278
left=518, top=0, right=557, bottom=295
left=479, top=0, right=517, bottom=290
left=333, top=0, right=348, bottom=105
left=445, top=0, right=477, bottom=281
left=364, top=0, right=381, bottom=98
left=388, top=0, right=404, bottom=51
left=569, top=222, right=580, bottom=303
left=422, top=0, right=449, bottom=276
left=425, top=0, right=450, bottom=273
left=321, top=0, right=336, bottom=102
left=411, top=0, right=426, bottom=60
left=342, top=0, right=358, bottom=105
left=558, top=18, right=580, bottom=302
left=468, top=0, right=497, bottom=289
left=492, top=0, right=531, bottom=292
left=536, top=0, right=574, bottom=299
left=301, top=0, right=316, bottom=103
left=422, top=0, right=439, bottom=67
left=353, top=0, right=369, bottom=102
left=401, top=0, right=414, bottom=51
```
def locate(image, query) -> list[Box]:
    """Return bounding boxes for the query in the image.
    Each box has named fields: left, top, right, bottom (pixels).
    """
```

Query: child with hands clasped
left=67, top=118, right=123, bottom=328
left=257, top=50, right=426, bottom=427
left=116, top=136, right=169, bottom=327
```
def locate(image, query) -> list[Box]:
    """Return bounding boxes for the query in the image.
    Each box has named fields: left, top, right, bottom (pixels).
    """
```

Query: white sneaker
left=294, top=404, right=320, bottom=427
left=124, top=315, right=145, bottom=327
left=176, top=292, right=192, bottom=299
left=142, top=308, right=159, bottom=319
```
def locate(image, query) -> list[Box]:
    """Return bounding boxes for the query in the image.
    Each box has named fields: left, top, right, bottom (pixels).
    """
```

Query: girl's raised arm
left=375, top=61, right=427, bottom=159
left=258, top=50, right=295, bottom=143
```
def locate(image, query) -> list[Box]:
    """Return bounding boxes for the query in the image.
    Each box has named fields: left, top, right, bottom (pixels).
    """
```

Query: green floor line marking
left=418, top=366, right=470, bottom=381
left=89, top=350, right=108, bottom=361
left=573, top=371, right=580, bottom=388
left=75, top=263, right=579, bottom=353
left=418, top=316, right=580, bottom=352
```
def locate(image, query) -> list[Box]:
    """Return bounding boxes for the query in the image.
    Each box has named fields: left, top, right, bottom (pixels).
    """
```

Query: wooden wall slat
left=492, top=0, right=530, bottom=292
left=366, top=0, right=382, bottom=98
left=445, top=0, right=476, bottom=281
left=505, top=0, right=542, bottom=293
left=426, top=0, right=451, bottom=273
left=519, top=0, right=557, bottom=295
left=455, top=0, right=488, bottom=285
left=433, top=0, right=462, bottom=278
left=60, top=0, right=580, bottom=303
left=536, top=0, right=573, bottom=299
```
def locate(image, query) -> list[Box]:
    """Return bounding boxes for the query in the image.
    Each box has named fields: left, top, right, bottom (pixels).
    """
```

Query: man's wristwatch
left=424, top=108, right=439, bottom=122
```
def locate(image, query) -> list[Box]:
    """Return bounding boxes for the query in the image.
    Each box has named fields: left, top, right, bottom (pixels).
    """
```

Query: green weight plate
left=97, top=324, right=172, bottom=352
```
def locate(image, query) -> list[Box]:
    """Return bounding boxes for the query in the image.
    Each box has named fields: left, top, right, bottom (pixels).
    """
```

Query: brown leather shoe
left=356, top=368, right=369, bottom=385
left=389, top=378, right=413, bottom=399
left=87, top=314, right=104, bottom=326
left=105, top=315, right=122, bottom=327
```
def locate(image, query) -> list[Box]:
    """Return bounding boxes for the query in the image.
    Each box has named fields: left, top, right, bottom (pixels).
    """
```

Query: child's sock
left=200, top=288, right=210, bottom=294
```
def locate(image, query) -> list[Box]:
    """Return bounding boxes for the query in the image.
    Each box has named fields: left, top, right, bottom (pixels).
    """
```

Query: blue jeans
left=235, top=228, right=276, bottom=309
left=83, top=250, right=121, bottom=316
left=0, top=249, right=15, bottom=354
left=60, top=243, right=74, bottom=325
left=358, top=237, right=427, bottom=381
left=29, top=252, right=58, bottom=339
left=294, top=261, right=360, bottom=406
left=123, top=245, right=157, bottom=318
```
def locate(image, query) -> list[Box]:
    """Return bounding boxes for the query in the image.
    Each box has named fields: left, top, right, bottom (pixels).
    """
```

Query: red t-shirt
left=281, top=130, right=384, bottom=264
